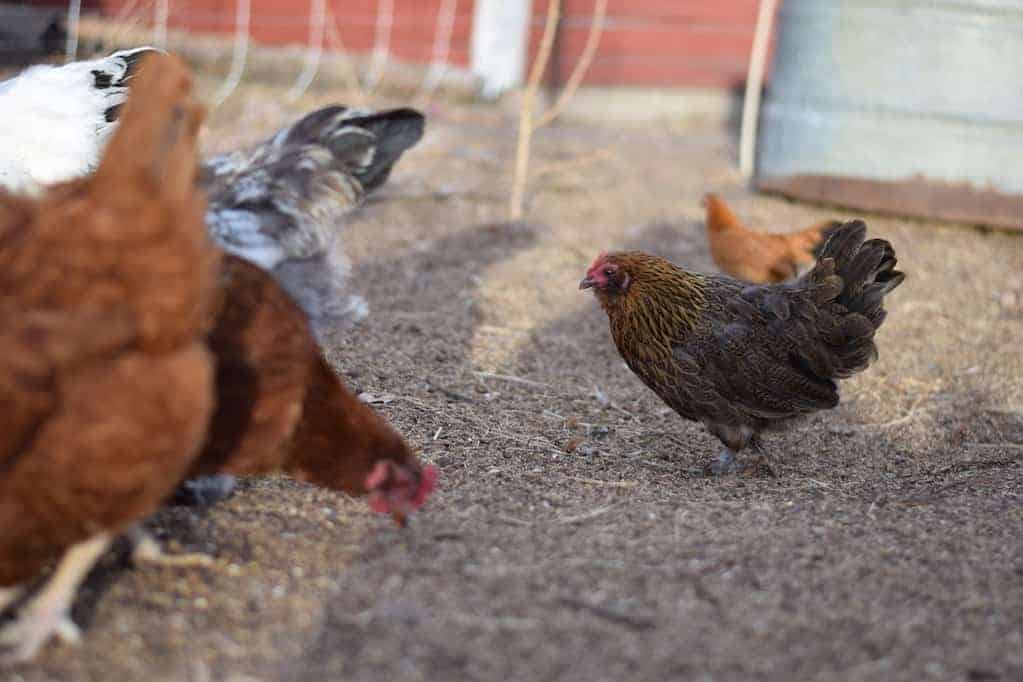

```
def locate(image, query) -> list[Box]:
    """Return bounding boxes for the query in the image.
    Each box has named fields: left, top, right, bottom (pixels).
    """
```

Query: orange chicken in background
left=703, top=193, right=842, bottom=284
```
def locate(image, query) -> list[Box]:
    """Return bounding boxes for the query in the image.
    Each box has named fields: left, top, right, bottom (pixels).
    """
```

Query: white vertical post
left=65, top=0, right=81, bottom=62
left=471, top=0, right=531, bottom=99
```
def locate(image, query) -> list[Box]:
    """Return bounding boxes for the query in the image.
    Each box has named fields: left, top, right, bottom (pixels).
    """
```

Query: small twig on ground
left=553, top=505, right=616, bottom=525
left=570, top=477, right=638, bottom=488
left=473, top=371, right=548, bottom=388
left=901, top=479, right=972, bottom=506
left=497, top=515, right=532, bottom=527
left=447, top=613, right=539, bottom=632
left=965, top=442, right=1023, bottom=452
left=531, top=148, right=613, bottom=180
left=557, top=597, right=656, bottom=631
left=876, top=395, right=928, bottom=428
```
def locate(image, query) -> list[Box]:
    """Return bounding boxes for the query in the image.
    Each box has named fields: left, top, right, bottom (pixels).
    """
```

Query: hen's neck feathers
left=598, top=253, right=708, bottom=351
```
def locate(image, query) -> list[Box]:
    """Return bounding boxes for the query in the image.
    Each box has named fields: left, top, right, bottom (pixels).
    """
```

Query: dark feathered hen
left=581, top=220, right=904, bottom=473
left=201, top=107, right=425, bottom=335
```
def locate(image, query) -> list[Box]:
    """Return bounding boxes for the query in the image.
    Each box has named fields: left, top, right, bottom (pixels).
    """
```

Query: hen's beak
left=392, top=511, right=408, bottom=528
left=579, top=277, right=595, bottom=290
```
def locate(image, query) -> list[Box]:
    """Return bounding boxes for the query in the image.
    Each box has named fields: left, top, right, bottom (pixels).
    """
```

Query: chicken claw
left=128, top=529, right=213, bottom=568
left=0, top=534, right=111, bottom=664
left=707, top=449, right=738, bottom=476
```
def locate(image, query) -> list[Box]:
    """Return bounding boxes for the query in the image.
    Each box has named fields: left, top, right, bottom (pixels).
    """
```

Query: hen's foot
left=128, top=529, right=213, bottom=568
left=0, top=534, right=111, bottom=664
left=706, top=449, right=739, bottom=475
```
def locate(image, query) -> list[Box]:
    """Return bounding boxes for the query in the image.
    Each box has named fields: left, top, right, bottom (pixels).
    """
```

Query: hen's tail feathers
left=808, top=220, right=845, bottom=258
left=94, top=53, right=204, bottom=200
left=803, top=220, right=905, bottom=376
left=278, top=106, right=425, bottom=192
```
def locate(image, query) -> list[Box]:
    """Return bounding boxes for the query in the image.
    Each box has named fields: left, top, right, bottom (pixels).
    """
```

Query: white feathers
left=0, top=47, right=159, bottom=194
left=0, top=54, right=422, bottom=339
left=204, top=209, right=288, bottom=270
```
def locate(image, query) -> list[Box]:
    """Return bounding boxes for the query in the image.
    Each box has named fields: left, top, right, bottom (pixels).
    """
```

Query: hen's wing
left=0, top=308, right=136, bottom=476
left=201, top=106, right=424, bottom=332
left=192, top=255, right=315, bottom=478
left=202, top=106, right=424, bottom=265
left=0, top=47, right=159, bottom=193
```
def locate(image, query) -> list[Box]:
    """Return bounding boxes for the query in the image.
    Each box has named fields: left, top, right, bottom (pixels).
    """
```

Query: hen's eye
left=603, top=268, right=613, bottom=277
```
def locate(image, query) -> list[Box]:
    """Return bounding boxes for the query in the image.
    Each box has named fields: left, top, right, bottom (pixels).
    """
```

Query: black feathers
left=97, top=47, right=161, bottom=123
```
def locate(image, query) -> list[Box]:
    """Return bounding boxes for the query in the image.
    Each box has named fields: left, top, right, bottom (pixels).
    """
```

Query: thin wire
left=364, top=0, right=394, bottom=92
left=324, top=4, right=367, bottom=103
left=535, top=0, right=607, bottom=128
left=106, top=0, right=148, bottom=47
left=739, top=0, right=778, bottom=179
left=287, top=0, right=326, bottom=101
left=417, top=0, right=459, bottom=102
left=153, top=0, right=169, bottom=48
left=65, top=0, right=81, bottom=62
left=210, top=0, right=252, bottom=109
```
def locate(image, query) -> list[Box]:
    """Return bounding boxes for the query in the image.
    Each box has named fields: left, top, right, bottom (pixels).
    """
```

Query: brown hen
left=581, top=220, right=904, bottom=474
left=190, top=254, right=436, bottom=526
left=704, top=193, right=841, bottom=283
left=0, top=54, right=218, bottom=662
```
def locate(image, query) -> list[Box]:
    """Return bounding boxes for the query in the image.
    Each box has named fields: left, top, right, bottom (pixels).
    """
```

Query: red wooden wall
left=532, top=0, right=759, bottom=88
left=93, top=0, right=759, bottom=88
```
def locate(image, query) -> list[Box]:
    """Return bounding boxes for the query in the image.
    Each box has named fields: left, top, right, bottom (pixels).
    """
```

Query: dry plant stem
left=535, top=0, right=607, bottom=128
left=738, top=0, right=779, bottom=178
left=509, top=0, right=561, bottom=220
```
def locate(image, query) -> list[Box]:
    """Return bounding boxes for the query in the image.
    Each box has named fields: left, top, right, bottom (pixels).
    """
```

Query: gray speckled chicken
left=580, top=220, right=904, bottom=474
left=201, top=106, right=425, bottom=336
left=0, top=56, right=424, bottom=336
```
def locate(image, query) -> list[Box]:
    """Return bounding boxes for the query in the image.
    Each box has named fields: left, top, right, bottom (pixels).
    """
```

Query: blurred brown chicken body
left=194, top=255, right=437, bottom=525
left=704, top=193, right=841, bottom=284
left=0, top=55, right=218, bottom=661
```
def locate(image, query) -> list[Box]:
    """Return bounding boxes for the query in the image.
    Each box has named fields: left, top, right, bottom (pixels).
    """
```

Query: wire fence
left=39, top=0, right=763, bottom=94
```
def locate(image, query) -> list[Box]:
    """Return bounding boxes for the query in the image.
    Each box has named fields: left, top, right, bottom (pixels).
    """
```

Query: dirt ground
left=5, top=75, right=1023, bottom=682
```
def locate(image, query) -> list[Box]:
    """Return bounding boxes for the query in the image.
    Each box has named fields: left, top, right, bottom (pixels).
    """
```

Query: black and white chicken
left=0, top=49, right=426, bottom=335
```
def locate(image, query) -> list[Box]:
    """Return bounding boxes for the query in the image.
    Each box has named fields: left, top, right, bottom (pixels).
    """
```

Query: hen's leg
left=127, top=528, right=213, bottom=568
left=708, top=450, right=738, bottom=475
left=748, top=438, right=779, bottom=477
left=0, top=586, right=25, bottom=614
left=0, top=533, right=112, bottom=664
